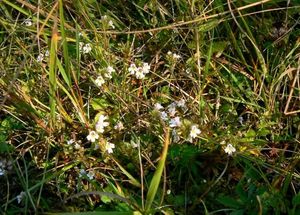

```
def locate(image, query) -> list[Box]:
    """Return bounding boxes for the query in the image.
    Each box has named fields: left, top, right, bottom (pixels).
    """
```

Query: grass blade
left=145, top=128, right=170, bottom=213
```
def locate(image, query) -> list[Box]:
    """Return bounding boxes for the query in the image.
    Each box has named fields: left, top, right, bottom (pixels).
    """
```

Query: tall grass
left=0, top=0, right=300, bottom=214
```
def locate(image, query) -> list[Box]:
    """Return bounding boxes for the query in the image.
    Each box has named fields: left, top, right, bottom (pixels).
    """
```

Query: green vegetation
left=0, top=0, right=300, bottom=214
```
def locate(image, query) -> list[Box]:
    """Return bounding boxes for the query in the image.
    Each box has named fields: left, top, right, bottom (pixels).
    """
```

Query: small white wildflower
left=36, top=53, right=44, bottom=62
left=160, top=111, right=168, bottom=121
left=167, top=189, right=171, bottom=195
left=173, top=53, right=181, bottom=59
left=95, top=114, right=109, bottom=133
left=0, top=168, right=5, bottom=176
left=176, top=99, right=186, bottom=108
left=154, top=103, right=163, bottom=111
left=128, top=63, right=138, bottom=75
left=168, top=103, right=177, bottom=117
left=79, top=42, right=84, bottom=50
left=95, top=75, right=105, bottom=87
left=87, top=131, right=99, bottom=142
left=87, top=171, right=95, bottom=180
left=24, top=19, right=32, bottom=26
left=67, top=139, right=75, bottom=145
left=167, top=51, right=172, bottom=55
left=141, top=62, right=150, bottom=74
left=189, top=125, right=201, bottom=139
left=101, top=15, right=108, bottom=20
left=16, top=191, right=26, bottom=204
left=105, top=142, right=115, bottom=154
left=172, top=129, right=180, bottom=142
left=169, top=117, right=181, bottom=128
left=74, top=143, right=81, bottom=150
left=44, top=50, right=50, bottom=57
left=82, top=43, right=92, bottom=54
left=134, top=68, right=146, bottom=79
left=238, top=116, right=244, bottom=125
left=79, top=169, right=86, bottom=177
left=130, top=140, right=139, bottom=148
left=108, top=20, right=115, bottom=29
left=104, top=66, right=115, bottom=79
left=114, top=121, right=124, bottom=131
left=220, top=140, right=226, bottom=145
left=224, top=144, right=236, bottom=156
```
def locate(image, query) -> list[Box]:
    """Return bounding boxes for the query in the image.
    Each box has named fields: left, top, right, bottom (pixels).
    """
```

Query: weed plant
left=0, top=0, right=300, bottom=214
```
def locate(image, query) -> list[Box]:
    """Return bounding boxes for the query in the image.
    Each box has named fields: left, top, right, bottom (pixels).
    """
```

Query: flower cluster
left=94, top=66, right=116, bottom=87
left=154, top=100, right=201, bottom=142
left=66, top=139, right=83, bottom=150
left=79, top=42, right=92, bottom=54
left=36, top=50, right=49, bottom=62
left=86, top=114, right=116, bottom=153
left=79, top=169, right=95, bottom=180
left=167, top=51, right=181, bottom=60
left=128, top=62, right=151, bottom=79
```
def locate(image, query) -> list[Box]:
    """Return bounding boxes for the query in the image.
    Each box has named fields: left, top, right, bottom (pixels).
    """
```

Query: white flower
left=220, top=140, right=226, bottom=145
left=169, top=117, right=181, bottom=127
left=37, top=53, right=44, bottom=62
left=172, top=129, right=180, bottom=142
left=167, top=51, right=172, bottom=55
left=24, top=19, right=32, bottom=26
left=128, top=63, right=138, bottom=75
left=134, top=68, right=146, bottom=79
left=141, top=63, right=150, bottom=74
left=67, top=139, right=75, bottom=145
left=189, top=125, right=201, bottom=139
left=104, top=66, right=115, bottom=79
left=87, top=171, right=95, bottom=180
left=166, top=189, right=171, bottom=195
left=168, top=102, right=177, bottom=117
left=105, top=142, right=115, bottom=153
left=95, top=114, right=109, bottom=133
left=114, top=121, right=124, bottom=131
left=176, top=99, right=186, bottom=108
left=160, top=111, right=168, bottom=121
left=87, top=131, right=99, bottom=142
left=16, top=191, right=26, bottom=204
left=131, top=141, right=138, bottom=148
left=108, top=20, right=115, bottom=29
left=129, top=62, right=150, bottom=79
left=101, top=15, right=108, bottom=20
left=79, top=42, right=84, bottom=50
left=74, top=143, right=81, bottom=150
left=238, top=116, right=244, bottom=125
left=0, top=168, right=5, bottom=176
left=82, top=43, right=92, bottom=54
left=224, top=144, right=236, bottom=156
left=173, top=53, right=181, bottom=59
left=154, top=103, right=163, bottom=111
left=79, top=169, right=86, bottom=177
left=44, top=50, right=50, bottom=57
left=95, top=75, right=105, bottom=87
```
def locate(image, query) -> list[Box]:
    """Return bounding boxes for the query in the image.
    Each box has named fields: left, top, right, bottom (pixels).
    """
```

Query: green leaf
left=0, top=142, right=14, bottom=153
left=145, top=129, right=170, bottom=212
left=217, top=195, right=242, bottom=209
left=91, top=98, right=112, bottom=111
left=292, top=193, right=300, bottom=206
